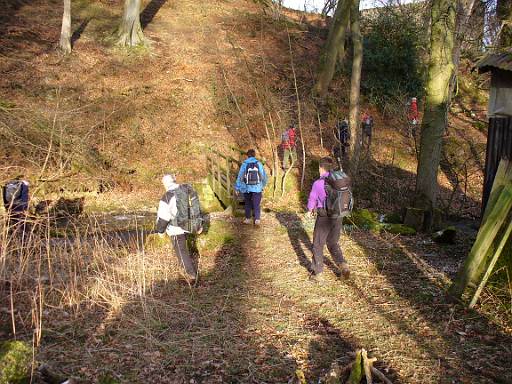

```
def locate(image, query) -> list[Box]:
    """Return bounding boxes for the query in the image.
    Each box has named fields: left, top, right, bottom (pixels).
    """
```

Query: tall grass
left=0, top=211, right=167, bottom=350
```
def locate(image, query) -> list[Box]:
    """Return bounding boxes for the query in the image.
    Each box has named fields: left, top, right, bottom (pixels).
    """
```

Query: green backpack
left=171, top=184, right=203, bottom=234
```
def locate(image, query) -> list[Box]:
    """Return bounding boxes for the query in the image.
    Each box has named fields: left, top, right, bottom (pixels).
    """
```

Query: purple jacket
left=307, top=172, right=329, bottom=211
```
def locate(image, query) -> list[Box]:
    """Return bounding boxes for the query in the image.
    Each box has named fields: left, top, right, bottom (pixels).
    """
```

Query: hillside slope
left=0, top=0, right=488, bottom=218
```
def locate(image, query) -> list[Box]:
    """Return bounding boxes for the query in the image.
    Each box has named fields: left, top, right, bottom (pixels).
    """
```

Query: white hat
left=162, top=174, right=176, bottom=190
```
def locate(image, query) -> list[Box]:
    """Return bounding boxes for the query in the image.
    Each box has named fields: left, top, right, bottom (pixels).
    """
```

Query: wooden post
left=469, top=214, right=512, bottom=308
left=449, top=182, right=512, bottom=298
left=226, top=157, right=231, bottom=197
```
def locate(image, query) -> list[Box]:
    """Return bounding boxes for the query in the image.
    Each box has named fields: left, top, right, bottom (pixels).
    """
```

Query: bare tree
left=412, top=0, right=457, bottom=231
left=348, top=0, right=363, bottom=172
left=59, top=0, right=72, bottom=54
left=117, top=0, right=144, bottom=47
left=497, top=0, right=512, bottom=47
left=312, top=0, right=351, bottom=97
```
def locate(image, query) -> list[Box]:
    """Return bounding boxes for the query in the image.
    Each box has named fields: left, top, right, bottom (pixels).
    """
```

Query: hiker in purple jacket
left=306, top=157, right=350, bottom=281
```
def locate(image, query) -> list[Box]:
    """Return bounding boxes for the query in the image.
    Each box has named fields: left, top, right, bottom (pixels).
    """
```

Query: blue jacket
left=235, top=157, right=267, bottom=193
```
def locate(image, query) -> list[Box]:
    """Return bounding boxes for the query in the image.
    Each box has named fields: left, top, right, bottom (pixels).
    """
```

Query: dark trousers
left=171, top=234, right=196, bottom=278
left=312, top=216, right=345, bottom=274
left=244, top=192, right=262, bottom=220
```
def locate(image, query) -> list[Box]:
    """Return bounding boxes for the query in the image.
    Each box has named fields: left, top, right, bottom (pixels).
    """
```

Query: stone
left=193, top=180, right=223, bottom=213
left=382, top=223, right=417, bottom=236
left=432, top=226, right=457, bottom=244
left=404, top=207, right=424, bottom=231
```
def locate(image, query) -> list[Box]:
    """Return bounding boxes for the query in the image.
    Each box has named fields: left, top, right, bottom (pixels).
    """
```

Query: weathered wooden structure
left=476, top=52, right=512, bottom=211
left=205, top=147, right=245, bottom=212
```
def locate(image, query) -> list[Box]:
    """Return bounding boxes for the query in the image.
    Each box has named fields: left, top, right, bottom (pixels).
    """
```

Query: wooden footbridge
left=206, top=146, right=246, bottom=212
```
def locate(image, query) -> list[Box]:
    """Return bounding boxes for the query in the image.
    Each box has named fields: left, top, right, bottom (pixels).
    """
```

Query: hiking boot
left=309, top=273, right=324, bottom=284
left=340, top=263, right=350, bottom=279
left=242, top=218, right=252, bottom=225
left=254, top=219, right=261, bottom=226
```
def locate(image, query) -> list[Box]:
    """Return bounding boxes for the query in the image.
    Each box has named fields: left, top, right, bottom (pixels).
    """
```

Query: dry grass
left=0, top=0, right=508, bottom=383
left=1, top=211, right=511, bottom=383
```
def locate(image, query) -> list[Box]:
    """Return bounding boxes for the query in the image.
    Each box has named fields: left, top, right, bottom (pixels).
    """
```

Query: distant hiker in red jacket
left=408, top=97, right=419, bottom=137
left=281, top=123, right=297, bottom=170
left=408, top=97, right=418, bottom=125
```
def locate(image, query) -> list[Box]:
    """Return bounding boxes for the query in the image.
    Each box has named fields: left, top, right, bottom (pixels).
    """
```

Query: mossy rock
left=144, top=233, right=171, bottom=250
left=0, top=340, right=32, bottom=384
left=404, top=207, right=424, bottom=231
left=348, top=209, right=381, bottom=231
left=197, top=220, right=234, bottom=252
left=382, top=223, right=417, bottom=236
left=432, top=226, right=457, bottom=244
left=193, top=181, right=223, bottom=213
left=383, top=212, right=402, bottom=224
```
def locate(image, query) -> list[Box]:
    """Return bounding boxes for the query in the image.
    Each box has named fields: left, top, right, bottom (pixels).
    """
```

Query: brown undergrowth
left=1, top=212, right=510, bottom=383
left=1, top=0, right=507, bottom=383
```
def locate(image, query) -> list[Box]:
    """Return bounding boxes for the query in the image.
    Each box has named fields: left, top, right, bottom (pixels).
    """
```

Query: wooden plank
left=469, top=213, right=512, bottom=308
left=482, top=158, right=511, bottom=223
left=449, top=182, right=512, bottom=298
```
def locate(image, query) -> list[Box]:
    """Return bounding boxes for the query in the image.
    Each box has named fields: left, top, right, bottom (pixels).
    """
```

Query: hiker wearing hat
left=281, top=123, right=298, bottom=170
left=156, top=173, right=203, bottom=283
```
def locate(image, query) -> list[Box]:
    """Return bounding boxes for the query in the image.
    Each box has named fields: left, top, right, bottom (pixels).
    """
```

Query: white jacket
left=156, top=182, right=187, bottom=236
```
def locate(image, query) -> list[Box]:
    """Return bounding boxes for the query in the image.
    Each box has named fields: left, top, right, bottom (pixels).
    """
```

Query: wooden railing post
left=226, top=157, right=231, bottom=197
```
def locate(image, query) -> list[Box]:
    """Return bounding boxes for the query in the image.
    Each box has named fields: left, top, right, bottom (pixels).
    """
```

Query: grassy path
left=31, top=213, right=510, bottom=383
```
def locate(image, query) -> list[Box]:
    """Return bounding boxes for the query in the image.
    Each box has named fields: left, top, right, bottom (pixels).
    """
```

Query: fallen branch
left=370, top=366, right=393, bottom=384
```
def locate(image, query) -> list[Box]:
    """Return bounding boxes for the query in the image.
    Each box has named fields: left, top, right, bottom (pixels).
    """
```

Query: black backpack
left=323, top=170, right=353, bottom=218
left=172, top=184, right=203, bottom=234
left=3, top=181, right=24, bottom=208
left=244, top=162, right=261, bottom=185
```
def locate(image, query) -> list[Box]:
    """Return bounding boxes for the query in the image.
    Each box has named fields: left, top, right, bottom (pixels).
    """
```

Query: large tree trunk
left=117, top=0, right=144, bottom=47
left=412, top=0, right=456, bottom=231
left=312, top=0, right=351, bottom=98
left=59, top=0, right=72, bottom=54
left=497, top=0, right=512, bottom=48
left=348, top=0, right=362, bottom=173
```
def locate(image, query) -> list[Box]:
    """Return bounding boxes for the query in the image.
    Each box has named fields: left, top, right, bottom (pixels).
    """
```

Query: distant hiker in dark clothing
left=235, top=149, right=267, bottom=226
left=281, top=124, right=297, bottom=170
left=361, top=112, right=373, bottom=150
left=333, top=118, right=350, bottom=166
left=306, top=157, right=350, bottom=281
left=3, top=179, right=29, bottom=231
left=156, top=174, right=203, bottom=283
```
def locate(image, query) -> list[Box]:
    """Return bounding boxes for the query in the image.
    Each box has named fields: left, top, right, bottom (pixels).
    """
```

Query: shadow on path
left=141, top=0, right=168, bottom=30
left=275, top=212, right=342, bottom=278
left=71, top=18, right=90, bottom=46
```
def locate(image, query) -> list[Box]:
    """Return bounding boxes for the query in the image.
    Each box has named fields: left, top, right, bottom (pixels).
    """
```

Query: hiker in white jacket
left=156, top=174, right=200, bottom=282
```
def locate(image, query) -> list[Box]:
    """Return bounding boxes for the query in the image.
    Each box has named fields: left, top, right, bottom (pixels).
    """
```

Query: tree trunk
left=312, top=0, right=351, bottom=98
left=59, top=0, right=72, bottom=54
left=449, top=0, right=477, bottom=96
left=497, top=0, right=512, bottom=48
left=348, top=0, right=362, bottom=173
left=117, top=0, right=144, bottom=47
left=413, top=0, right=456, bottom=231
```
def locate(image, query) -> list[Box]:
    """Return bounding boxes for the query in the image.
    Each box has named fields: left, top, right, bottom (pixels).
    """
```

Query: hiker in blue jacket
left=235, top=149, right=267, bottom=226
